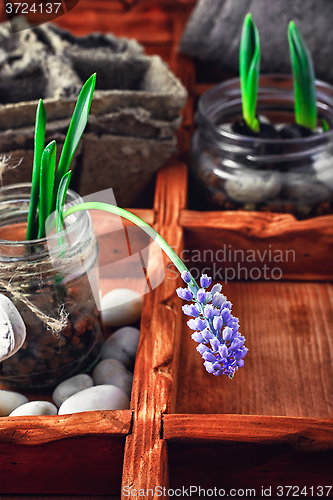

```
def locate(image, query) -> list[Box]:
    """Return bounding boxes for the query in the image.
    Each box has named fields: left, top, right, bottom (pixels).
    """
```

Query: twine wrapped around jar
left=0, top=235, right=97, bottom=335
left=0, top=259, right=68, bottom=335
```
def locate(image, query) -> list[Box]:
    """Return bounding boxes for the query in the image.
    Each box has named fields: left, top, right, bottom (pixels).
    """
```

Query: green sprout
left=288, top=21, right=317, bottom=130
left=239, top=13, right=260, bottom=133
left=26, top=74, right=96, bottom=240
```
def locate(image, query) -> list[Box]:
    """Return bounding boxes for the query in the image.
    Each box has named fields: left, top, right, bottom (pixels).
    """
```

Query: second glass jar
left=191, top=75, right=333, bottom=218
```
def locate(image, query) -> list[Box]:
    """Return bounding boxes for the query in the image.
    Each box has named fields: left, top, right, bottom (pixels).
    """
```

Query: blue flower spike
left=179, top=272, right=248, bottom=379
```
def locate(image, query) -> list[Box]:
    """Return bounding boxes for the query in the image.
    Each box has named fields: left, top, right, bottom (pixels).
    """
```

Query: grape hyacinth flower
left=177, top=272, right=248, bottom=378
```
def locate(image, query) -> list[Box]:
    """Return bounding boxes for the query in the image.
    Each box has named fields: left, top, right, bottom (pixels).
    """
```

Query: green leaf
left=53, top=73, right=96, bottom=208
left=288, top=21, right=317, bottom=130
left=56, top=170, right=72, bottom=236
left=26, top=99, right=46, bottom=240
left=38, top=140, right=57, bottom=239
left=322, top=118, right=329, bottom=132
left=239, top=13, right=260, bottom=132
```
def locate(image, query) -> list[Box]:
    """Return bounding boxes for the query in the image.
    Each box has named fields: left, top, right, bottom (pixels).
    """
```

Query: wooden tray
left=0, top=2, right=332, bottom=496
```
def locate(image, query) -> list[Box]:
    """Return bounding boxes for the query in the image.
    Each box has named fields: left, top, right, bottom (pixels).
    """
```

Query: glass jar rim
left=197, top=73, right=333, bottom=146
left=0, top=182, right=89, bottom=247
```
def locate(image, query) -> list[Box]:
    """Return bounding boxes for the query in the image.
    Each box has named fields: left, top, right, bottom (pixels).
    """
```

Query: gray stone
left=58, top=384, right=129, bottom=415
left=0, top=294, right=26, bottom=362
left=9, top=401, right=57, bottom=416
left=92, top=359, right=133, bottom=397
left=101, top=326, right=140, bottom=369
left=52, top=374, right=94, bottom=407
left=180, top=0, right=333, bottom=85
left=224, top=171, right=281, bottom=203
left=0, top=389, right=28, bottom=417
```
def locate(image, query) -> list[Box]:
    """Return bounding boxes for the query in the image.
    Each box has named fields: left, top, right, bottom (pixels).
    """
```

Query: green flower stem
left=63, top=202, right=194, bottom=282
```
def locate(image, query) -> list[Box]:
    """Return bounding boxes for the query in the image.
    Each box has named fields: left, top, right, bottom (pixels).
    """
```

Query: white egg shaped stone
left=0, top=294, right=26, bottom=362
left=284, top=177, right=331, bottom=203
left=9, top=401, right=58, bottom=417
left=101, top=326, right=140, bottom=368
left=92, top=359, right=133, bottom=397
left=312, top=154, right=333, bottom=190
left=0, top=389, right=29, bottom=417
left=101, top=289, right=143, bottom=327
left=225, top=171, right=281, bottom=203
left=52, top=374, right=94, bottom=407
left=58, top=384, right=129, bottom=415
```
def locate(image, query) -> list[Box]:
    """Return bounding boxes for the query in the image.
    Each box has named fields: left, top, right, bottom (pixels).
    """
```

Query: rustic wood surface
left=121, top=159, right=188, bottom=493
left=174, top=280, right=333, bottom=418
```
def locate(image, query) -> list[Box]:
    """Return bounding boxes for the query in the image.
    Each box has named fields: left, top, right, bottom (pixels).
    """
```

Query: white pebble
left=92, top=359, right=133, bottom=397
left=0, top=294, right=26, bottom=362
left=284, top=176, right=331, bottom=203
left=52, top=374, right=93, bottom=407
left=101, top=289, right=143, bottom=327
left=9, top=401, right=57, bottom=417
left=312, top=154, right=333, bottom=190
left=101, top=326, right=140, bottom=368
left=225, top=171, right=281, bottom=203
left=58, top=385, right=129, bottom=415
left=0, top=389, right=28, bottom=417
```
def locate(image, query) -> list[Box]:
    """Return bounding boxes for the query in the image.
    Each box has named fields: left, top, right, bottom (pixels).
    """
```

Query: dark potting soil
left=231, top=119, right=316, bottom=140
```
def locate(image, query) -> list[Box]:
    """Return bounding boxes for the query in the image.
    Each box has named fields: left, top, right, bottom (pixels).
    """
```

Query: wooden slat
left=0, top=410, right=132, bottom=445
left=180, top=210, right=333, bottom=281
left=121, top=159, right=188, bottom=497
left=163, top=414, right=333, bottom=448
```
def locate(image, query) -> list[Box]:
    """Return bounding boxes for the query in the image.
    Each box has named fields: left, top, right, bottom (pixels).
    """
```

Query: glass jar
left=0, top=183, right=103, bottom=390
left=191, top=74, right=333, bottom=218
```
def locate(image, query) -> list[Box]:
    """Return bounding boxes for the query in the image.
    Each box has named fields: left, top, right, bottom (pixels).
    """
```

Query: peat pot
left=0, top=183, right=103, bottom=390
left=191, top=74, right=333, bottom=218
